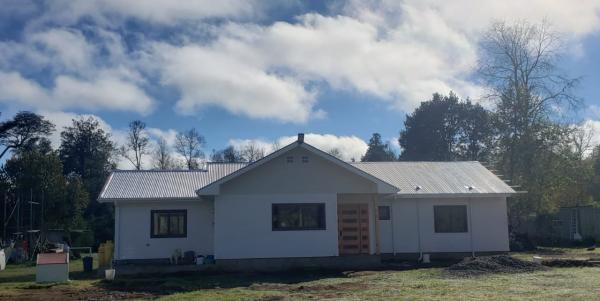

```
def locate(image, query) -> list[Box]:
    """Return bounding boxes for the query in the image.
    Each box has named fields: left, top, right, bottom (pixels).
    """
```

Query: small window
left=378, top=206, right=391, bottom=220
left=302, top=156, right=309, bottom=163
left=286, top=156, right=294, bottom=163
left=151, top=210, right=187, bottom=238
left=434, top=205, right=468, bottom=233
left=272, top=203, right=326, bottom=231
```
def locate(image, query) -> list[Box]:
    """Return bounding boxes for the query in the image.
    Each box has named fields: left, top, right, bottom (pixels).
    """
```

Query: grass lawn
left=1, top=248, right=600, bottom=300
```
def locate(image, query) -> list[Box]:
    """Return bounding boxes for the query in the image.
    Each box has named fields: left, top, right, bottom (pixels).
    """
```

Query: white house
left=98, top=134, right=515, bottom=271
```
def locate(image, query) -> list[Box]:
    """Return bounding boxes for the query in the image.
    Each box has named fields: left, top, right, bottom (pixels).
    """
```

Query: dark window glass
left=151, top=210, right=187, bottom=238
left=286, top=156, right=294, bottom=163
left=302, top=156, right=309, bottom=163
left=434, top=205, right=468, bottom=233
left=272, top=203, right=326, bottom=230
left=378, top=206, right=391, bottom=220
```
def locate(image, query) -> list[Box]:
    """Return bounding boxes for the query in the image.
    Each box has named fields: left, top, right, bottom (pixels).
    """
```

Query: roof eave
left=389, top=192, right=517, bottom=199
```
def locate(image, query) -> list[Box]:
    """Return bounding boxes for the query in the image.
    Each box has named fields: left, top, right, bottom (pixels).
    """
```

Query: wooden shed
left=36, top=253, right=69, bottom=283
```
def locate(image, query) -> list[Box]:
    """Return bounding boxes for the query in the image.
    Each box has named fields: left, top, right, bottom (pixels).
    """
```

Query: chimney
left=297, top=133, right=304, bottom=143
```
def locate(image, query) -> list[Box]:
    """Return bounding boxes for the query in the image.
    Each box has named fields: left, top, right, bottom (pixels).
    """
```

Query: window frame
left=150, top=209, right=187, bottom=238
left=378, top=206, right=391, bottom=220
left=272, top=203, right=326, bottom=231
left=433, top=205, right=468, bottom=233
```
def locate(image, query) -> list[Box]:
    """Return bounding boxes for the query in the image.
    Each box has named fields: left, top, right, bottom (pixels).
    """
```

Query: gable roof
left=97, top=140, right=515, bottom=202
left=98, top=163, right=246, bottom=202
left=194, top=140, right=401, bottom=195
left=351, top=161, right=516, bottom=197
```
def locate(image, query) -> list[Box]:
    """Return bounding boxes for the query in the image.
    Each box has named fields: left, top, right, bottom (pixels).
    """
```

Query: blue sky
left=0, top=0, right=599, bottom=168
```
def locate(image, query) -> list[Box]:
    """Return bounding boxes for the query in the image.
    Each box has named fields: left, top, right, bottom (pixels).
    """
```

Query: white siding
left=383, top=197, right=509, bottom=254
left=115, top=200, right=214, bottom=260
left=214, top=194, right=338, bottom=259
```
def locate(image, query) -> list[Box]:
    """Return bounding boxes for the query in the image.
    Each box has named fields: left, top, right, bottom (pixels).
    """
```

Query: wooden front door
left=338, top=203, right=370, bottom=255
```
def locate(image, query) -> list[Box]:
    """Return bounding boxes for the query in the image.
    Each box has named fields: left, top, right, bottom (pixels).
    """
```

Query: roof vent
left=298, top=133, right=304, bottom=143
left=415, top=185, right=422, bottom=191
left=466, top=185, right=475, bottom=191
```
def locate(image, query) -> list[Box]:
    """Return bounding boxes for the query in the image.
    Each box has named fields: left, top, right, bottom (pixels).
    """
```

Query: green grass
left=0, top=254, right=99, bottom=291
left=2, top=248, right=600, bottom=300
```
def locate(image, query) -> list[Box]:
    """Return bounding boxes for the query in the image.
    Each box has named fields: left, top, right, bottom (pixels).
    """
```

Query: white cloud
left=27, top=28, right=95, bottom=72
left=0, top=71, right=154, bottom=115
left=34, top=0, right=257, bottom=26
left=229, top=133, right=368, bottom=161
left=39, top=111, right=115, bottom=150
left=151, top=43, right=317, bottom=123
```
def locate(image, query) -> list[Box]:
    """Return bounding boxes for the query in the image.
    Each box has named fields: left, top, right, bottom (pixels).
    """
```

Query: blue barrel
left=83, top=256, right=93, bottom=272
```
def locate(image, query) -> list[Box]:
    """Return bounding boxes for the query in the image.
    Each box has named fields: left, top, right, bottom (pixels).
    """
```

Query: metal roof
left=98, top=163, right=247, bottom=201
left=351, top=161, right=515, bottom=196
left=99, top=156, right=514, bottom=201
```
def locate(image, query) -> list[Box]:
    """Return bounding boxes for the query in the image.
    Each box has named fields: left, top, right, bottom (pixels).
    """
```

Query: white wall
left=214, top=194, right=338, bottom=259
left=382, top=197, right=509, bottom=254
left=220, top=147, right=377, bottom=195
left=115, top=200, right=214, bottom=260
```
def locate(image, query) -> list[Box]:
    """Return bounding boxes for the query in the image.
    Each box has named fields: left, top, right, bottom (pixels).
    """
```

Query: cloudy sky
left=0, top=0, right=599, bottom=167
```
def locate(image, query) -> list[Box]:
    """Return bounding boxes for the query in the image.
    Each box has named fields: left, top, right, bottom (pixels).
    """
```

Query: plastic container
left=82, top=256, right=93, bottom=272
left=105, top=269, right=115, bottom=281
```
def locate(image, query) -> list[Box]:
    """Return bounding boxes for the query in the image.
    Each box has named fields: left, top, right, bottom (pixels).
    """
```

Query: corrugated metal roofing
left=99, top=159, right=513, bottom=201
left=350, top=161, right=515, bottom=195
left=98, top=163, right=247, bottom=201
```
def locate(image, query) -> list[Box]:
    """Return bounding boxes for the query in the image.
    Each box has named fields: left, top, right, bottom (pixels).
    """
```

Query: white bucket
left=105, top=269, right=116, bottom=281
left=532, top=256, right=543, bottom=264
left=422, top=254, right=431, bottom=263
left=0, top=249, right=5, bottom=271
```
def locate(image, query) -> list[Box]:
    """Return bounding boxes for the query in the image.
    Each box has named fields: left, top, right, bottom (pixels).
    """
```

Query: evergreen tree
left=362, top=133, right=397, bottom=162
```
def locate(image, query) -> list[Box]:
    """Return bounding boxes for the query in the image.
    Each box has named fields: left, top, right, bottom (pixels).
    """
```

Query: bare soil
left=446, top=255, right=546, bottom=276
left=250, top=280, right=369, bottom=299
left=0, top=285, right=154, bottom=301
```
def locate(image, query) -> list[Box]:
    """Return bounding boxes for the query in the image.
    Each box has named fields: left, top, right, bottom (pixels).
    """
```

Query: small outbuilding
left=36, top=253, right=69, bottom=283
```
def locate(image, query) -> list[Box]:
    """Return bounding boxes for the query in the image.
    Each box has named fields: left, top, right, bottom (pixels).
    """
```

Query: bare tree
left=571, top=123, right=595, bottom=161
left=119, top=120, right=150, bottom=170
left=175, top=128, right=205, bottom=169
left=478, top=21, right=581, bottom=178
left=153, top=137, right=176, bottom=169
left=240, top=142, right=265, bottom=162
left=327, top=148, right=343, bottom=159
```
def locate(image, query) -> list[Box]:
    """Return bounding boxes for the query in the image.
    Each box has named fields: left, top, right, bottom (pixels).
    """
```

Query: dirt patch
left=0, top=285, right=155, bottom=301
left=250, top=281, right=368, bottom=298
left=446, top=255, right=546, bottom=277
left=542, top=259, right=596, bottom=268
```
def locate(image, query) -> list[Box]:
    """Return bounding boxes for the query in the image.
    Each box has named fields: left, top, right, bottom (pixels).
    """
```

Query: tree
left=362, top=133, right=396, bottom=162
left=153, top=137, right=177, bottom=169
left=59, top=116, right=115, bottom=244
left=175, top=128, right=205, bottom=169
left=240, top=142, right=265, bottom=162
left=0, top=111, right=54, bottom=159
left=591, top=145, right=600, bottom=202
left=327, top=148, right=343, bottom=159
left=478, top=21, right=583, bottom=230
left=479, top=21, right=580, bottom=181
left=119, top=120, right=149, bottom=170
left=211, top=146, right=242, bottom=163
left=399, top=93, right=493, bottom=161
left=3, top=147, right=89, bottom=234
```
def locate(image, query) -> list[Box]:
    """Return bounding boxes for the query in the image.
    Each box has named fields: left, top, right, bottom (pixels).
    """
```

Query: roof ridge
left=350, top=161, right=480, bottom=164
left=111, top=169, right=208, bottom=173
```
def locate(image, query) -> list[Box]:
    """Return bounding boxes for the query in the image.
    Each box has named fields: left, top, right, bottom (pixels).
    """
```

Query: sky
left=0, top=0, right=599, bottom=168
